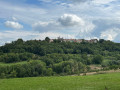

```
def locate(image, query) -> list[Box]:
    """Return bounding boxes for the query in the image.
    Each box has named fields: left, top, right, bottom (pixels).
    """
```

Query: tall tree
left=45, top=37, right=50, bottom=42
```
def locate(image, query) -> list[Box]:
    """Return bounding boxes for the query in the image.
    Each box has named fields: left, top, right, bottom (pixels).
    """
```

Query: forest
left=0, top=37, right=120, bottom=78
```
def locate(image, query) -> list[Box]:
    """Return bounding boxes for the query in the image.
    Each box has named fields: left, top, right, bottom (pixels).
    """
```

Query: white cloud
left=58, top=14, right=85, bottom=27
left=32, top=14, right=95, bottom=35
left=0, top=30, right=32, bottom=45
left=33, top=21, right=51, bottom=27
left=92, top=0, right=116, bottom=5
left=0, top=30, right=75, bottom=45
left=32, top=13, right=95, bottom=35
left=68, top=0, right=90, bottom=3
left=100, top=28, right=120, bottom=41
left=76, top=21, right=95, bottom=39
left=0, top=31, right=32, bottom=40
left=1, top=0, right=120, bottom=43
left=69, top=0, right=116, bottom=4
left=5, top=21, right=23, bottom=29
left=0, top=1, right=47, bottom=24
left=32, top=21, right=61, bottom=32
left=34, top=32, right=75, bottom=40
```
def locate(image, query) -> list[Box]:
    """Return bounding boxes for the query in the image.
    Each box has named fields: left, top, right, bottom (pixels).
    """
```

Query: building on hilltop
left=49, top=39, right=54, bottom=42
left=84, top=39, right=98, bottom=43
left=63, top=39, right=76, bottom=43
left=90, top=39, right=98, bottom=43
left=49, top=37, right=98, bottom=43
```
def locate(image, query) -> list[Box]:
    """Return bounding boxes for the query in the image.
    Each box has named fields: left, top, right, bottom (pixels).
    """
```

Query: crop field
left=0, top=72, right=120, bottom=90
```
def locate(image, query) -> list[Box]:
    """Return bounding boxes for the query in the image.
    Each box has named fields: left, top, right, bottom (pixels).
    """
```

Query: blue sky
left=0, top=0, right=120, bottom=45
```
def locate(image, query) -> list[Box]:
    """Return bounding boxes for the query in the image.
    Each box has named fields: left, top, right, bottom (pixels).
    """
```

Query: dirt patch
left=89, top=65, right=103, bottom=70
left=80, top=69, right=120, bottom=76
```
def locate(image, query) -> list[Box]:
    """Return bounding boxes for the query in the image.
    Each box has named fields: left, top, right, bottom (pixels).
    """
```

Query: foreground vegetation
left=0, top=38, right=120, bottom=78
left=0, top=73, right=120, bottom=90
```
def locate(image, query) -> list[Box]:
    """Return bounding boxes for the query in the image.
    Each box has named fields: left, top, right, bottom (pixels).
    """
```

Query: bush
left=92, top=55, right=103, bottom=64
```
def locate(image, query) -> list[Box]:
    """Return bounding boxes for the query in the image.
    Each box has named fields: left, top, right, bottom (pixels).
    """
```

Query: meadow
left=0, top=72, right=120, bottom=90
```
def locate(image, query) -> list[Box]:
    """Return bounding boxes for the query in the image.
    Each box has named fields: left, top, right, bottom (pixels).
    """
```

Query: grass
left=0, top=73, right=120, bottom=90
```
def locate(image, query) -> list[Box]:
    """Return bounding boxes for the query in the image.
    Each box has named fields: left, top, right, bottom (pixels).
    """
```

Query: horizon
left=1, top=37, right=115, bottom=46
left=0, top=0, right=120, bottom=45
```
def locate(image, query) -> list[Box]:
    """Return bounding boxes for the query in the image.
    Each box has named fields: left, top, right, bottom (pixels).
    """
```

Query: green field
left=0, top=73, right=120, bottom=90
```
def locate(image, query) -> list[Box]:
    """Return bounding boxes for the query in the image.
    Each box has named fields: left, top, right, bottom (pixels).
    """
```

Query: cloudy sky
left=0, top=0, right=120, bottom=45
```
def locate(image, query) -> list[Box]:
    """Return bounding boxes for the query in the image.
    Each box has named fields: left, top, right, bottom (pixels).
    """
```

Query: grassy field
left=0, top=73, right=120, bottom=90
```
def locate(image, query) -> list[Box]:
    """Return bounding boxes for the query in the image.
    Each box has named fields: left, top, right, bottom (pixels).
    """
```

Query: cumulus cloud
left=5, top=21, right=23, bottom=29
left=100, top=28, right=120, bottom=41
left=58, top=14, right=85, bottom=27
left=32, top=13, right=95, bottom=35
left=76, top=21, right=95, bottom=39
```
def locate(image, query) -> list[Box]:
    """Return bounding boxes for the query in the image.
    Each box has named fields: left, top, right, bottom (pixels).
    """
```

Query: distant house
left=63, top=39, right=76, bottom=43
left=76, top=39, right=83, bottom=43
left=63, top=39, right=84, bottom=43
left=91, top=39, right=98, bottom=43
left=49, top=39, right=54, bottom=42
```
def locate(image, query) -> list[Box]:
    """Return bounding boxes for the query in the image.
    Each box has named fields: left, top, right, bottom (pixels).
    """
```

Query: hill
left=0, top=38, right=120, bottom=78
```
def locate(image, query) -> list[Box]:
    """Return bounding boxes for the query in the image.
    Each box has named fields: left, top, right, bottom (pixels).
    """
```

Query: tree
left=92, top=55, right=103, bottom=64
left=99, top=39, right=105, bottom=43
left=63, top=65, right=71, bottom=74
left=45, top=37, right=50, bottom=42
left=14, top=38, right=24, bottom=44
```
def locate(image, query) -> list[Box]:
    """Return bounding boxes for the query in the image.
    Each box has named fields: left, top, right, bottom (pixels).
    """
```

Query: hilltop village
left=50, top=37, right=98, bottom=43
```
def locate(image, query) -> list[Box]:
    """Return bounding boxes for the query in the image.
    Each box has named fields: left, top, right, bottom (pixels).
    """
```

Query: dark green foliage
left=0, top=53, right=36, bottom=63
left=0, top=38, right=120, bottom=78
left=109, top=65, right=119, bottom=70
left=0, top=61, right=47, bottom=78
left=99, top=39, right=105, bottom=43
left=1, top=38, right=120, bottom=56
left=0, top=73, right=6, bottom=78
left=92, top=55, right=103, bottom=64
left=45, top=37, right=50, bottom=42
left=10, top=70, right=17, bottom=78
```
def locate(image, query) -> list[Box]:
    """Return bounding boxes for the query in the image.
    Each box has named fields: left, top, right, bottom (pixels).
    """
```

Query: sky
left=0, top=0, right=120, bottom=45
